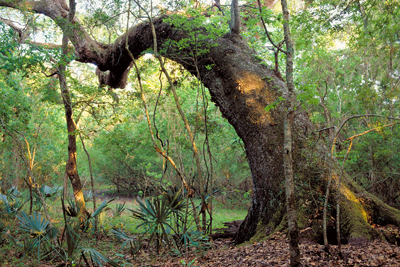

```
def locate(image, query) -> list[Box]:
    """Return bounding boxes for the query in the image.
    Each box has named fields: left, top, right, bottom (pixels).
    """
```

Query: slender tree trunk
left=12, top=144, right=23, bottom=188
left=369, top=146, right=376, bottom=194
left=28, top=182, right=33, bottom=214
left=336, top=141, right=353, bottom=257
left=323, top=132, right=340, bottom=247
left=25, top=167, right=51, bottom=223
left=79, top=133, right=97, bottom=230
left=24, top=137, right=52, bottom=221
left=58, top=0, right=87, bottom=220
left=281, top=0, right=300, bottom=265
left=59, top=72, right=87, bottom=219
left=63, top=172, right=69, bottom=199
left=317, top=82, right=335, bottom=142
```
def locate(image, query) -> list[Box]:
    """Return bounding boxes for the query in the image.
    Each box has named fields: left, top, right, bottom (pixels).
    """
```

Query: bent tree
left=2, top=0, right=400, bottom=245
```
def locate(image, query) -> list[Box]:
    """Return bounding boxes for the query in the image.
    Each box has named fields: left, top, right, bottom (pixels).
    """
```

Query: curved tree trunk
left=3, top=1, right=400, bottom=244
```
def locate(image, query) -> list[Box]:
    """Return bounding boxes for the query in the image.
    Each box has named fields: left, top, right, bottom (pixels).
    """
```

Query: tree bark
left=2, top=2, right=400, bottom=244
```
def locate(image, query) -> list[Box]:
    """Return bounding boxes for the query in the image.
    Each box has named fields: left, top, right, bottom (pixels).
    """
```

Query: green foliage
left=290, top=0, right=400, bottom=209
left=344, top=126, right=400, bottom=205
left=0, top=24, right=49, bottom=76
left=13, top=206, right=117, bottom=265
left=0, top=70, right=32, bottom=129
left=162, top=188, right=186, bottom=214
left=264, top=96, right=285, bottom=113
left=0, top=1, right=252, bottom=265
left=127, top=189, right=210, bottom=255
left=163, top=10, right=228, bottom=58
left=90, top=56, right=250, bottom=196
left=241, top=5, right=284, bottom=65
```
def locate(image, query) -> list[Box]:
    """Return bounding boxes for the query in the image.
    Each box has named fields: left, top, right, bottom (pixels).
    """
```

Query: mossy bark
left=248, top=164, right=400, bottom=245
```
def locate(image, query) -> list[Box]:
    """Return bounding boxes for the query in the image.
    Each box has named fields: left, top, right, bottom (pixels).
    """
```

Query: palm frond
left=92, top=198, right=114, bottom=218
left=7, top=186, right=21, bottom=201
left=129, top=197, right=157, bottom=222
left=46, top=226, right=58, bottom=240
left=111, top=228, right=136, bottom=248
left=65, top=198, right=78, bottom=217
left=41, top=185, right=62, bottom=198
left=17, top=211, right=49, bottom=237
left=111, top=229, right=141, bottom=259
left=129, top=196, right=175, bottom=252
left=23, top=237, right=39, bottom=254
left=114, top=202, right=126, bottom=217
left=162, top=188, right=185, bottom=213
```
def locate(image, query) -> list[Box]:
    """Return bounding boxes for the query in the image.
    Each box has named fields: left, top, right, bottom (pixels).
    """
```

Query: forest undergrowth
left=0, top=186, right=249, bottom=266
left=2, top=186, right=400, bottom=267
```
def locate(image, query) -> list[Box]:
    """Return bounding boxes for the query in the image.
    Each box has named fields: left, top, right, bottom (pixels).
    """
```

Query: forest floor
left=94, top=190, right=400, bottom=267
left=3, top=231, right=400, bottom=266
left=3, top=189, right=400, bottom=266
left=135, top=231, right=400, bottom=267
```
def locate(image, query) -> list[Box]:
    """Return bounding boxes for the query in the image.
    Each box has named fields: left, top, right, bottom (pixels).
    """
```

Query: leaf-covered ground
left=3, top=227, right=400, bottom=266
left=144, top=232, right=400, bottom=267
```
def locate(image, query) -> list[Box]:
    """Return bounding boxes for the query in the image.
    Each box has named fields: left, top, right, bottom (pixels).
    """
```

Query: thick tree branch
left=0, top=16, right=22, bottom=31
left=211, top=0, right=225, bottom=16
left=0, top=0, right=38, bottom=10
